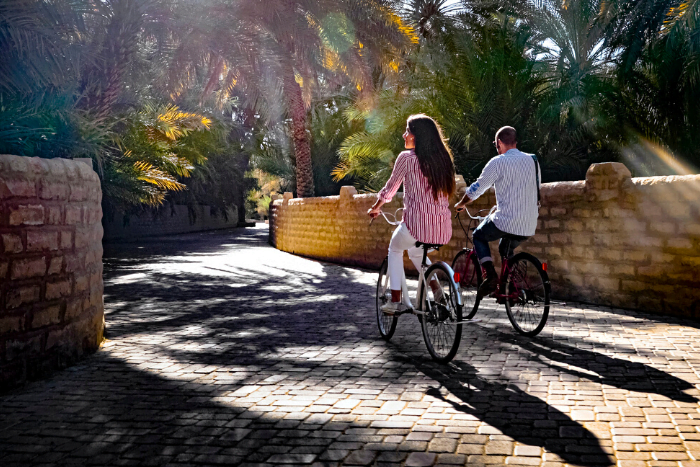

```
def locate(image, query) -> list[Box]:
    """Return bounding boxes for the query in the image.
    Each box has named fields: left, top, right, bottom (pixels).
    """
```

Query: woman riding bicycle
left=367, top=114, right=456, bottom=313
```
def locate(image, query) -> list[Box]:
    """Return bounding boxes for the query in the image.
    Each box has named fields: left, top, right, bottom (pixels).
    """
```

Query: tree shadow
left=4, top=226, right=696, bottom=465
left=0, top=355, right=398, bottom=466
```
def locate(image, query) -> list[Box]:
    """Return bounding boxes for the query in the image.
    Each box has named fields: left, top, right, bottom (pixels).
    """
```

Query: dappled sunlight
left=5, top=227, right=700, bottom=465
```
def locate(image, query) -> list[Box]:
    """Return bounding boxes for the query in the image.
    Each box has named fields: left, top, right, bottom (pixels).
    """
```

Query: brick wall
left=270, top=163, right=700, bottom=318
left=0, top=155, right=104, bottom=389
left=103, top=205, right=238, bottom=241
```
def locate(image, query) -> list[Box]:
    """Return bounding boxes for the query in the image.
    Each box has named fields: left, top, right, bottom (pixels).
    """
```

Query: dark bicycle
left=452, top=207, right=551, bottom=336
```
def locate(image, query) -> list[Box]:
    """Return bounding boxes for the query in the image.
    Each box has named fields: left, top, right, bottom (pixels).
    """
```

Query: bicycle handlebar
left=369, top=208, right=404, bottom=226
left=455, top=205, right=496, bottom=222
left=371, top=205, right=495, bottom=226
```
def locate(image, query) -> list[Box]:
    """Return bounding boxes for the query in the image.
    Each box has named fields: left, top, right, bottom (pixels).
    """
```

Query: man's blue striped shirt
left=465, top=149, right=540, bottom=236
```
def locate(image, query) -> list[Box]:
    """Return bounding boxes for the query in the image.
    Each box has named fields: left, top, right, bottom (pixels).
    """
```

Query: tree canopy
left=1, top=0, right=698, bottom=215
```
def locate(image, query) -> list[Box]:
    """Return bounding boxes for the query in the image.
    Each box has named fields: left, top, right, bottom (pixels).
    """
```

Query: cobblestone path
left=2, top=225, right=700, bottom=467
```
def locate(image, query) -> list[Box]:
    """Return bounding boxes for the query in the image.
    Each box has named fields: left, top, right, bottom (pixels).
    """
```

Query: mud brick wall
left=0, top=155, right=104, bottom=389
left=103, top=205, right=238, bottom=241
left=270, top=163, right=700, bottom=318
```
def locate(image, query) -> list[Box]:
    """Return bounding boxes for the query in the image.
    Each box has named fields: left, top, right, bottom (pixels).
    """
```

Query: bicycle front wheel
left=376, top=258, right=397, bottom=340
left=451, top=249, right=482, bottom=319
left=504, top=252, right=550, bottom=337
left=419, top=263, right=462, bottom=363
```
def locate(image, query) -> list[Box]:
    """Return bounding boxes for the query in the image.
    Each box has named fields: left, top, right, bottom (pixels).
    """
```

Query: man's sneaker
left=477, top=261, right=498, bottom=298
left=478, top=275, right=498, bottom=297
left=380, top=301, right=407, bottom=315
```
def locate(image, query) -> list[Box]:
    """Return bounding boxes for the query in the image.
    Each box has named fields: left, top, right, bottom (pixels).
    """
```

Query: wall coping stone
left=270, top=162, right=700, bottom=319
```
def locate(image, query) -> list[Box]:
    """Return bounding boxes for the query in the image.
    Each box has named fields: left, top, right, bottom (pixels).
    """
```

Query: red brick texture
left=270, top=163, right=700, bottom=318
left=0, top=155, right=104, bottom=389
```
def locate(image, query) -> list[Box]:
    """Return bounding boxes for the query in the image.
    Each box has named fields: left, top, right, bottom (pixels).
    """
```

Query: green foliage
left=334, top=0, right=700, bottom=188
left=103, top=104, right=214, bottom=214
left=0, top=0, right=257, bottom=220
left=3, top=0, right=700, bottom=214
left=335, top=89, right=435, bottom=191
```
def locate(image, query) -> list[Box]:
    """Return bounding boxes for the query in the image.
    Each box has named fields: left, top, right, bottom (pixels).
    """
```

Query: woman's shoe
left=380, top=301, right=407, bottom=315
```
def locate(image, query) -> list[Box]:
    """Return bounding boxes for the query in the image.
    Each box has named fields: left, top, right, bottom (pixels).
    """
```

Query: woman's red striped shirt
left=378, top=150, right=452, bottom=245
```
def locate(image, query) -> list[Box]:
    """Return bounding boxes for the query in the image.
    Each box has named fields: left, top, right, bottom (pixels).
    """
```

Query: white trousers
left=388, top=223, right=432, bottom=291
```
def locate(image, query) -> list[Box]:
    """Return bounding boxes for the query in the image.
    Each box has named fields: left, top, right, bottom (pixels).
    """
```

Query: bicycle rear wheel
left=376, top=258, right=397, bottom=340
left=504, top=252, right=550, bottom=337
left=419, top=263, right=462, bottom=363
left=451, top=249, right=482, bottom=319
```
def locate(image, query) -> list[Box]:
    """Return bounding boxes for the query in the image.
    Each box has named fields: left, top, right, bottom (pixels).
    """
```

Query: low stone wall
left=0, top=155, right=104, bottom=389
left=103, top=205, right=238, bottom=241
left=270, top=163, right=700, bottom=318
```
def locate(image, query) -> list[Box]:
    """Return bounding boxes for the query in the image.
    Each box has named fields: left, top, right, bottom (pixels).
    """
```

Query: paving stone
left=428, top=437, right=457, bottom=452
left=435, top=453, right=466, bottom=465
left=0, top=226, right=699, bottom=467
left=343, top=450, right=377, bottom=465
left=318, top=450, right=348, bottom=461
left=266, top=453, right=316, bottom=464
left=405, top=452, right=437, bottom=466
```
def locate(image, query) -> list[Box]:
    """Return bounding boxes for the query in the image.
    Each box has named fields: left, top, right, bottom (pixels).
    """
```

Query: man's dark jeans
left=472, top=219, right=529, bottom=264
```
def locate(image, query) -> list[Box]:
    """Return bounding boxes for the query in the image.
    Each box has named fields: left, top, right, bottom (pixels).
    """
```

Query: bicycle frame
left=455, top=208, right=523, bottom=302
left=495, top=257, right=521, bottom=302
left=452, top=207, right=550, bottom=337
left=378, top=248, right=463, bottom=313
left=374, top=209, right=462, bottom=313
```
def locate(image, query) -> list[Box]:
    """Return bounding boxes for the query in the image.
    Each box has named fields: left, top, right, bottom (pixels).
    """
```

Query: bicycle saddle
left=415, top=242, right=443, bottom=250
left=502, top=233, right=529, bottom=241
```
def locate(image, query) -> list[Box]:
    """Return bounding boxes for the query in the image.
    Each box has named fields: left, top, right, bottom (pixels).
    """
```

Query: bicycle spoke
left=504, top=253, right=550, bottom=337
left=420, top=264, right=462, bottom=363
left=376, top=259, right=397, bottom=340
left=452, top=250, right=481, bottom=320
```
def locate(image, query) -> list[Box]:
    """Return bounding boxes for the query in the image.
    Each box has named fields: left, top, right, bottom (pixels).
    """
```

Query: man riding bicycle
left=454, top=126, right=541, bottom=297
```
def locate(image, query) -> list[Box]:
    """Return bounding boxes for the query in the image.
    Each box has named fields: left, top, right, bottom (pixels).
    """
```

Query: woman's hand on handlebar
left=368, top=199, right=385, bottom=218
left=454, top=196, right=474, bottom=212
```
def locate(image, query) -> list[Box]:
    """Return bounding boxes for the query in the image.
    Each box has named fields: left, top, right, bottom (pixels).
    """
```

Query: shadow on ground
left=1, top=227, right=695, bottom=466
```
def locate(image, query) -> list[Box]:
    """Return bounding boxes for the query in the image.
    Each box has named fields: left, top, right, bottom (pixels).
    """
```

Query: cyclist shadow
left=505, top=332, right=699, bottom=403
left=416, top=360, right=614, bottom=466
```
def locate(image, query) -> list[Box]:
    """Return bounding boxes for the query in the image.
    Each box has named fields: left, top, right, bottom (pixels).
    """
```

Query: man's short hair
left=495, top=126, right=517, bottom=146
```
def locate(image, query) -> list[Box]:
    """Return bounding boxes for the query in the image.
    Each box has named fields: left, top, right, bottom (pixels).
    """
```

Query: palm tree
left=201, top=0, right=417, bottom=197
left=600, top=0, right=700, bottom=172
left=524, top=0, right=620, bottom=179
left=404, top=0, right=460, bottom=40
left=430, top=8, right=547, bottom=178
left=335, top=2, right=547, bottom=187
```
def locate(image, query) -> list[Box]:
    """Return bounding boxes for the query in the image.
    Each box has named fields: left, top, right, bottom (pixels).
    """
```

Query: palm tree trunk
left=237, top=151, right=250, bottom=226
left=282, top=61, right=315, bottom=198
left=80, top=0, right=142, bottom=121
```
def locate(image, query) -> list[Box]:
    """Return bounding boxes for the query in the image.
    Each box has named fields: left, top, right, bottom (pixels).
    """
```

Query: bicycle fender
left=431, top=261, right=463, bottom=307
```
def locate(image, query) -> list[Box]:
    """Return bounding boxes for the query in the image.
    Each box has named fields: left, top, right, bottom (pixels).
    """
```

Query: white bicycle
left=372, top=209, right=469, bottom=363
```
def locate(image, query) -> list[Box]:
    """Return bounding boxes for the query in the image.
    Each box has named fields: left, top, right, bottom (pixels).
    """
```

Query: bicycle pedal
left=449, top=319, right=482, bottom=325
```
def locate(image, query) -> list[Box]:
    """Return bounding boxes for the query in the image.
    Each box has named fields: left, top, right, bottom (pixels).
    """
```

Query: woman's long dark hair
left=407, top=114, right=456, bottom=201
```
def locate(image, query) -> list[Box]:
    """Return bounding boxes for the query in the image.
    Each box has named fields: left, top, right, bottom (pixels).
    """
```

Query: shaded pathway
left=1, top=225, right=700, bottom=466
